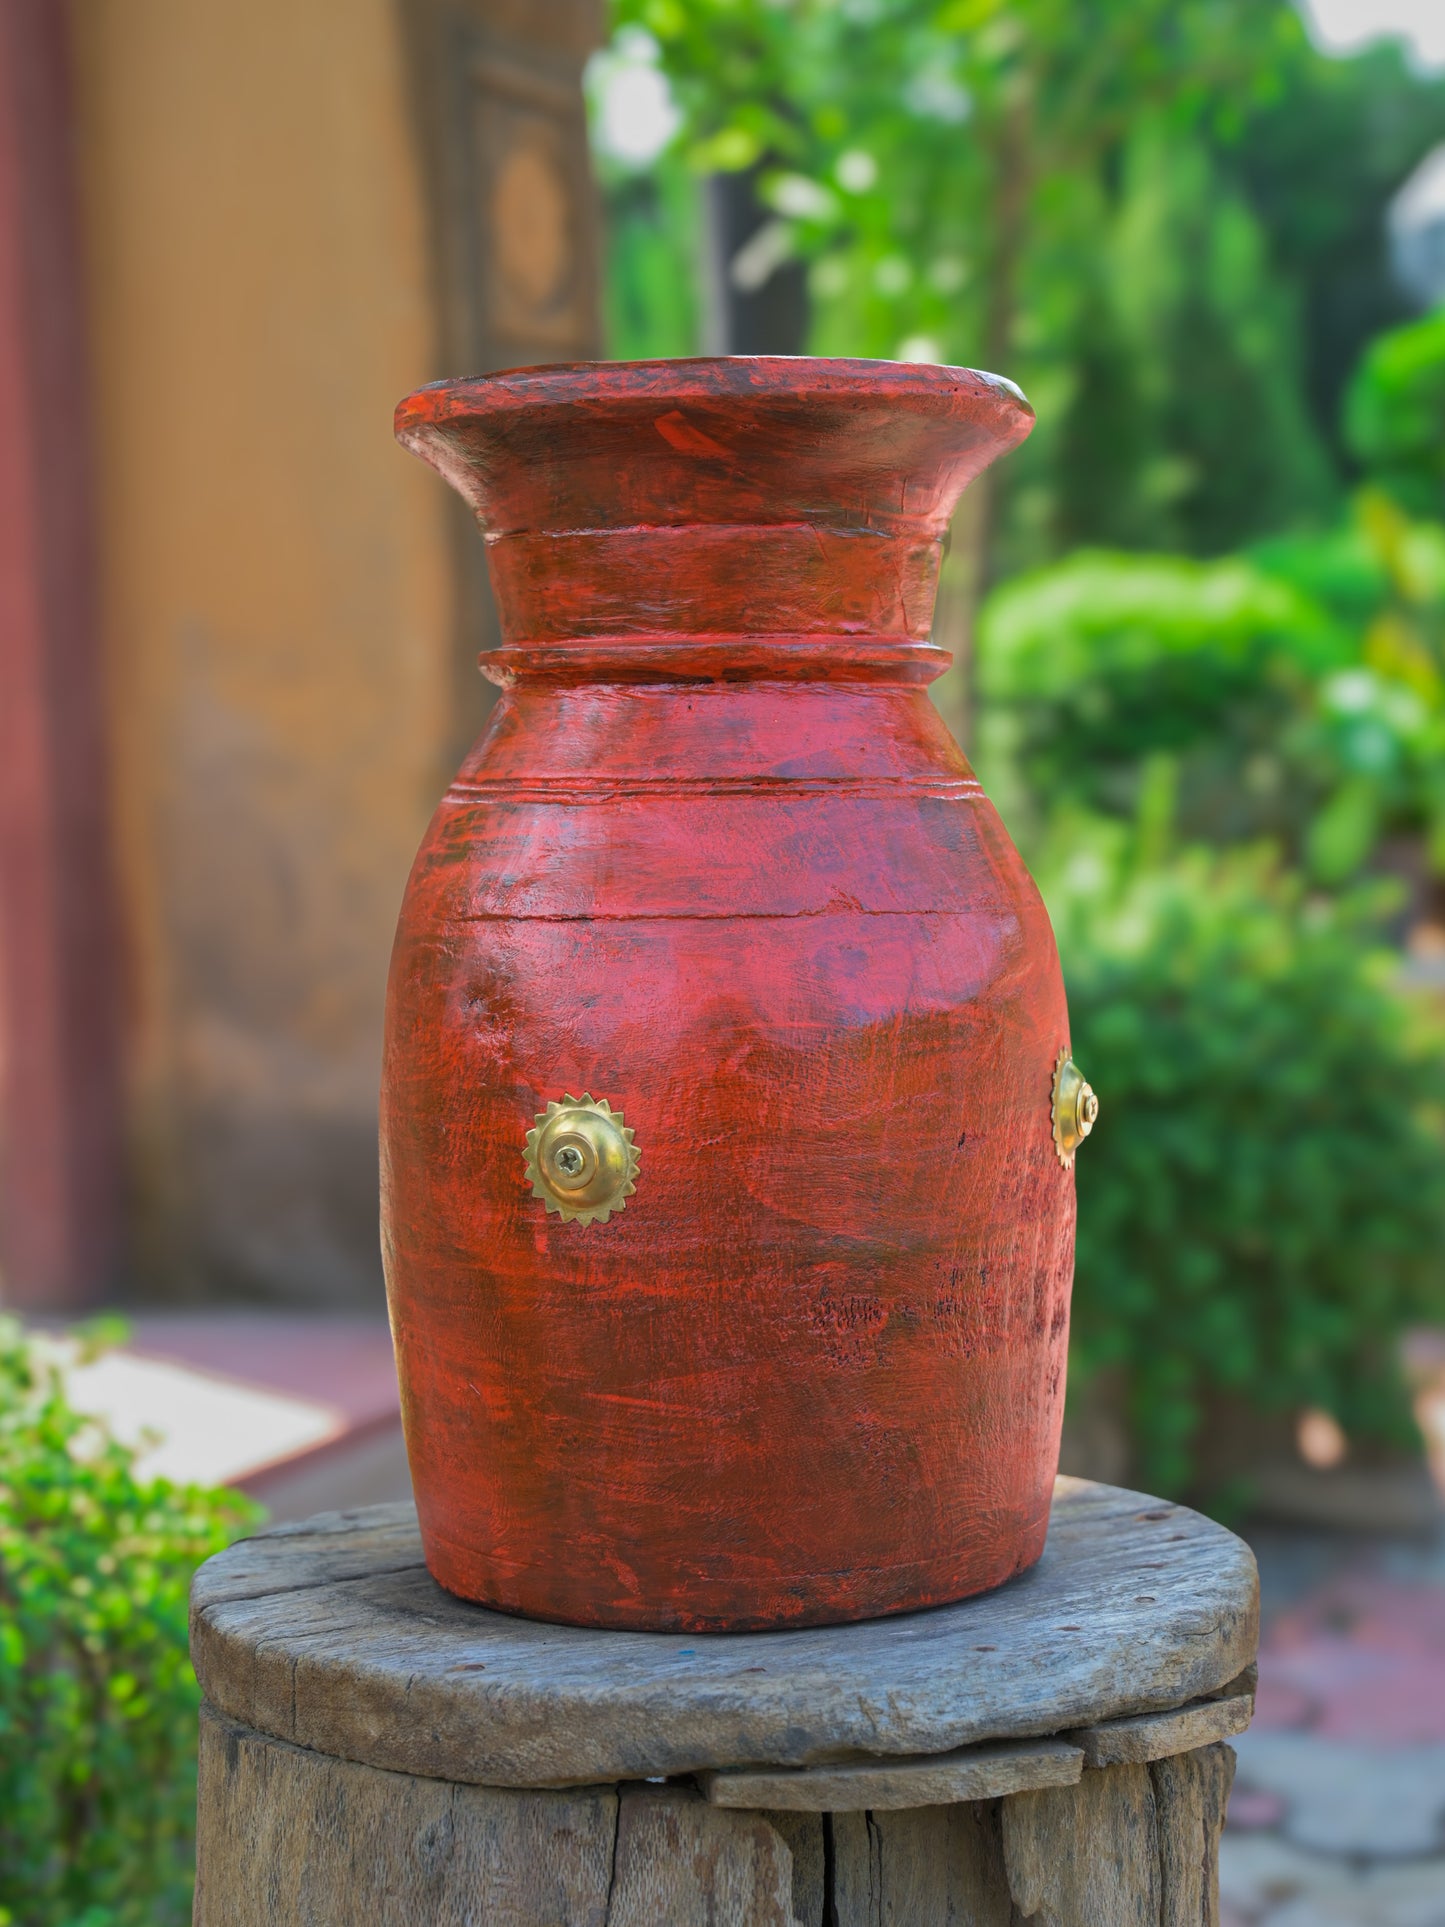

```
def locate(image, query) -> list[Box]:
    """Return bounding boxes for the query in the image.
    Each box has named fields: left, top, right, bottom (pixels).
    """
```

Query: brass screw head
left=524, top=1094, right=640, bottom=1226
left=1052, top=1049, right=1098, bottom=1169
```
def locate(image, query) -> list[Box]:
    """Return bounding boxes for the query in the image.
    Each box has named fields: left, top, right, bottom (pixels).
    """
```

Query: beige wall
left=70, top=0, right=454, bottom=1302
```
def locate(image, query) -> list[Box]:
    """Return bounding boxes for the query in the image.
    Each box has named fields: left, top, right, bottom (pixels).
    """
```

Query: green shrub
left=1345, top=306, right=1445, bottom=519
left=977, top=548, right=1353, bottom=853
left=0, top=1318, right=259, bottom=1926
left=978, top=525, right=1445, bottom=887
left=1049, top=831, right=1445, bottom=1496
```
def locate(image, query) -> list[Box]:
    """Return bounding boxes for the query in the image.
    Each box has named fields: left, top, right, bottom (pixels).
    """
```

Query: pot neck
left=480, top=520, right=949, bottom=687
left=396, top=357, right=1033, bottom=688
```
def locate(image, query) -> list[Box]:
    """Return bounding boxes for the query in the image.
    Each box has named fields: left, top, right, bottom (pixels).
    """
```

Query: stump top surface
left=190, top=1478, right=1257, bottom=1788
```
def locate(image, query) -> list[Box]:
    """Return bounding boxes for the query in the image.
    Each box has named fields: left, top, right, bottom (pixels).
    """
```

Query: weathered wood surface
left=832, top=1803, right=1016, bottom=1924
left=701, top=1735, right=1082, bottom=1811
left=194, top=1706, right=618, bottom=1927
left=1069, top=1669, right=1254, bottom=1767
left=1153, top=1743, right=1236, bottom=1927
left=608, top=1787, right=801, bottom=1927
left=196, top=1707, right=817, bottom=1927
left=1003, top=1761, right=1162, bottom=1924
left=995, top=1744, right=1237, bottom=1927
left=197, top=1709, right=1240, bottom=1925
left=190, top=1480, right=1258, bottom=1787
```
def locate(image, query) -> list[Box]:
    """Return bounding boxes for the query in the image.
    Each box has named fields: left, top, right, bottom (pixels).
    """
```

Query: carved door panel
left=401, top=0, right=603, bottom=761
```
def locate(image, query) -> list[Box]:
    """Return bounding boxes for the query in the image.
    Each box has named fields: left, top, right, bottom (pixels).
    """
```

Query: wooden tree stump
left=190, top=1478, right=1257, bottom=1925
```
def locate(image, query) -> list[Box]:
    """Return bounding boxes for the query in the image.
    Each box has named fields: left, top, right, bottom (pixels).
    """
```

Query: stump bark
left=191, top=1477, right=1257, bottom=1925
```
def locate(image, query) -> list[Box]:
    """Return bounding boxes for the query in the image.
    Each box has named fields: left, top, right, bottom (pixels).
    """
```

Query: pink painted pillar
left=0, top=1, right=121, bottom=1309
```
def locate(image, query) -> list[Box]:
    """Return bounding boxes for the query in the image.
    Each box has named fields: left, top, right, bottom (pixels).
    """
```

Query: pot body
left=383, top=359, right=1076, bottom=1631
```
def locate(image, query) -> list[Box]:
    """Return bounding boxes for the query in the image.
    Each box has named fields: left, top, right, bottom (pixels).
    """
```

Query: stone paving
left=1222, top=1528, right=1445, bottom=1926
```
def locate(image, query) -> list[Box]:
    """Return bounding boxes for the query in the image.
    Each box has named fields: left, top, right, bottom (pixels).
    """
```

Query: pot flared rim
left=396, top=354, right=1032, bottom=435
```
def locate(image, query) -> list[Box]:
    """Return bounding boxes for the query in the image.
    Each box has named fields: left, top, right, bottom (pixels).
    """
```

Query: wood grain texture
left=832, top=1803, right=1015, bottom=1925
left=701, top=1736, right=1082, bottom=1811
left=1152, top=1743, right=1236, bottom=1927
left=1071, top=1685, right=1253, bottom=1768
left=190, top=1483, right=1258, bottom=1787
left=1002, top=1761, right=1162, bottom=1925
left=193, top=1704, right=618, bottom=1926
left=768, top=1811, right=826, bottom=1927
left=384, top=356, right=1071, bottom=1631
left=189, top=1711, right=1233, bottom=1919
left=193, top=1719, right=1241, bottom=1922
left=608, top=1787, right=801, bottom=1926
left=195, top=1707, right=824, bottom=1927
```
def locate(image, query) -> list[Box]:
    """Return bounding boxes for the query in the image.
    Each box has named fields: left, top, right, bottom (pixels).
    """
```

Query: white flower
left=586, top=29, right=681, bottom=167
left=836, top=149, right=879, bottom=194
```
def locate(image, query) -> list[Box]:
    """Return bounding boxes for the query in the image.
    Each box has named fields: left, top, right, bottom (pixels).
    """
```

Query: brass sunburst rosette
left=1051, top=1048, right=1099, bottom=1170
left=524, top=1093, right=640, bottom=1226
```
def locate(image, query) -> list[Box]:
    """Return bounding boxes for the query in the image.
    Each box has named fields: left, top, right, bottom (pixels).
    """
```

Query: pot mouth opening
left=397, top=354, right=1030, bottom=429
left=394, top=355, right=1034, bottom=546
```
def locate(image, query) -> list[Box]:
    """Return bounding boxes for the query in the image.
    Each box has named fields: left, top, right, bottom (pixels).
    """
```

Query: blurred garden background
left=587, top=0, right=1445, bottom=1516
left=5, top=0, right=1445, bottom=1921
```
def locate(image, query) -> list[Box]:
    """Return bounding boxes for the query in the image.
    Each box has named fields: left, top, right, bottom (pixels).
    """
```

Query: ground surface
left=1222, top=1526, right=1445, bottom=1927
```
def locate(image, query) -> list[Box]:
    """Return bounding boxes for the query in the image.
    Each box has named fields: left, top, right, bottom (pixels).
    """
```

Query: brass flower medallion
left=1051, top=1049, right=1099, bottom=1170
left=525, top=1094, right=640, bottom=1225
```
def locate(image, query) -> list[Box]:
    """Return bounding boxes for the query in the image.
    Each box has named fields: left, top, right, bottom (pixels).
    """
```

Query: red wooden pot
left=383, top=357, right=1086, bottom=1632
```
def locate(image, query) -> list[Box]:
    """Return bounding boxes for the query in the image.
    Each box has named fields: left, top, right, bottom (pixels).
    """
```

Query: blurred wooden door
left=0, top=1, right=603, bottom=1312
left=401, top=0, right=603, bottom=767
left=0, top=1, right=121, bottom=1311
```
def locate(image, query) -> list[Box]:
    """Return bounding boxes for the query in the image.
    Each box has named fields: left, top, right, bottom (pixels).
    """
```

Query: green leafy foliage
left=1051, top=836, right=1445, bottom=1495
left=599, top=166, right=700, bottom=364
left=977, top=549, right=1352, bottom=850
left=978, top=486, right=1445, bottom=887
left=1345, top=308, right=1445, bottom=520
left=1035, top=121, right=1338, bottom=561
left=590, top=1, right=1445, bottom=1498
left=0, top=1319, right=259, bottom=1926
left=593, top=0, right=1445, bottom=563
left=1224, top=47, right=1445, bottom=473
left=1256, top=491, right=1445, bottom=881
